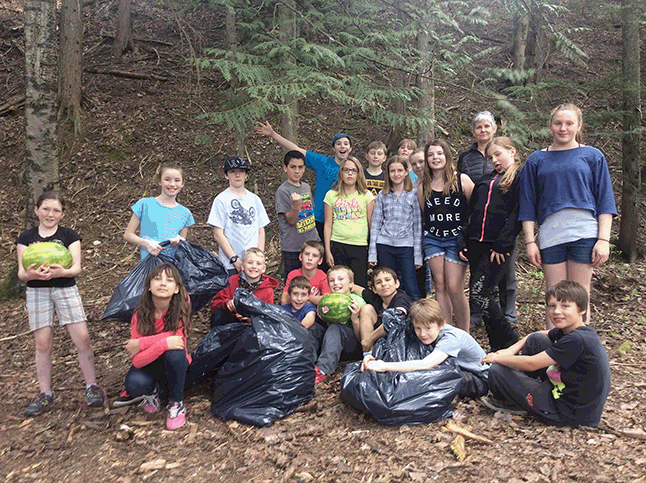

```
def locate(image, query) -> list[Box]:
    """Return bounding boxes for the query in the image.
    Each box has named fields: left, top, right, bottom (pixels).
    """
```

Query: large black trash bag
left=101, top=242, right=174, bottom=322
left=341, top=308, right=462, bottom=425
left=184, top=323, right=252, bottom=390
left=172, top=240, right=229, bottom=314
left=101, top=240, right=229, bottom=321
left=210, top=289, right=317, bottom=427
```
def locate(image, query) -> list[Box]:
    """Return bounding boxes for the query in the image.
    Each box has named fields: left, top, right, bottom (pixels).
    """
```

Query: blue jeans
left=376, top=244, right=421, bottom=300
left=124, top=349, right=189, bottom=403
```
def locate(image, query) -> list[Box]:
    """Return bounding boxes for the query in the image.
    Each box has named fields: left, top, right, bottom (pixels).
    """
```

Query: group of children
left=15, top=103, right=613, bottom=431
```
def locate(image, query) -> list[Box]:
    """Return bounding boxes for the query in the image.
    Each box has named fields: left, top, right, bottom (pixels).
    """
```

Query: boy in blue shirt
left=482, top=280, right=610, bottom=427
left=255, top=121, right=352, bottom=241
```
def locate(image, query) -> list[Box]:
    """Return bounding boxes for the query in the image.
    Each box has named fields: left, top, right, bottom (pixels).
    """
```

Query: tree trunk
left=386, top=68, right=407, bottom=154
left=618, top=0, right=641, bottom=262
left=416, top=18, right=434, bottom=146
left=226, top=6, right=245, bottom=156
left=24, top=0, right=60, bottom=229
left=113, top=0, right=134, bottom=57
left=279, top=0, right=299, bottom=146
left=512, top=7, right=529, bottom=71
left=59, top=0, right=82, bottom=134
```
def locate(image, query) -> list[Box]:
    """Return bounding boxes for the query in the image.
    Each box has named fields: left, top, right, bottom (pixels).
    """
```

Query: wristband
left=597, top=238, right=609, bottom=242
left=526, top=241, right=536, bottom=245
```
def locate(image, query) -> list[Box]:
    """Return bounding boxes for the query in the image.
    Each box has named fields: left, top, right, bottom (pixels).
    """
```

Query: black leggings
left=467, top=240, right=519, bottom=351
left=331, top=240, right=368, bottom=287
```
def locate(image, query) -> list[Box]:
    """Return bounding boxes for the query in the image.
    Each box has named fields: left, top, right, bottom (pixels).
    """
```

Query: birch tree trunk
left=24, top=0, right=59, bottom=228
left=618, top=0, right=641, bottom=262
left=59, top=0, right=82, bottom=134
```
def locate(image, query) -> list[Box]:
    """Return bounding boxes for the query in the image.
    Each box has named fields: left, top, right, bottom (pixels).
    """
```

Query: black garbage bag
left=101, top=242, right=174, bottom=322
left=172, top=240, right=229, bottom=314
left=341, top=308, right=462, bottom=425
left=210, top=289, right=316, bottom=427
left=185, top=323, right=252, bottom=390
left=101, top=240, right=229, bottom=321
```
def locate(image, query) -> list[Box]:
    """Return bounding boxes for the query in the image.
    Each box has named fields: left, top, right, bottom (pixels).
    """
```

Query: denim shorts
left=540, top=237, right=597, bottom=265
left=423, top=234, right=466, bottom=266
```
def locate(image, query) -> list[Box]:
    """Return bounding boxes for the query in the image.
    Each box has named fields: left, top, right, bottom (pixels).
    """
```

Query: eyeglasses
left=342, top=167, right=359, bottom=174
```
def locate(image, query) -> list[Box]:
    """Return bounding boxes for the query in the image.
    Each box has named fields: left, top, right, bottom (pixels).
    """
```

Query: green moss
left=0, top=262, right=24, bottom=302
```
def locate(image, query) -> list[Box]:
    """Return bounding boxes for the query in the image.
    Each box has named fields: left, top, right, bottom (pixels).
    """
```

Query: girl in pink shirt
left=123, top=264, right=191, bottom=430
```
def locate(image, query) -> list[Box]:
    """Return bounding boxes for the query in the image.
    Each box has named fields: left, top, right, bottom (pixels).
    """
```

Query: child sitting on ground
left=482, top=280, right=610, bottom=427
left=354, top=266, right=413, bottom=352
left=280, top=241, right=330, bottom=306
left=210, top=248, right=278, bottom=328
left=281, top=276, right=327, bottom=354
left=364, top=141, right=387, bottom=197
left=314, top=266, right=362, bottom=384
left=361, top=298, right=489, bottom=400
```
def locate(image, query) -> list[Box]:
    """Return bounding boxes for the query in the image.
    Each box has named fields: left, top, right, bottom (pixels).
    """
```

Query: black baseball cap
left=224, top=156, right=250, bottom=173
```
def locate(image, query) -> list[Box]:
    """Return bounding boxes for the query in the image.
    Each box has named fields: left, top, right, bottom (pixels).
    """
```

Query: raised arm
left=255, top=121, right=306, bottom=155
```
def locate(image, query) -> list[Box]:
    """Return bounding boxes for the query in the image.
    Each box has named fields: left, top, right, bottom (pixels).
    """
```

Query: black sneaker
left=85, top=385, right=105, bottom=407
left=25, top=392, right=54, bottom=416
left=482, top=396, right=528, bottom=416
left=112, top=389, right=144, bottom=408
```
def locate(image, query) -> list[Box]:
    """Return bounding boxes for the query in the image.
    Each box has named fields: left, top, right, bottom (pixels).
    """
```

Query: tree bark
left=618, top=0, right=641, bottom=262
left=416, top=15, right=434, bottom=146
left=113, top=0, right=134, bottom=57
left=59, top=0, right=82, bottom=134
left=24, top=0, right=60, bottom=229
left=226, top=6, right=245, bottom=156
left=386, top=68, right=408, bottom=154
left=279, top=0, right=299, bottom=146
left=511, top=7, right=529, bottom=71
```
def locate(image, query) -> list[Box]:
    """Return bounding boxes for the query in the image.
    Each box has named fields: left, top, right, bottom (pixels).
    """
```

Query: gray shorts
left=26, top=285, right=87, bottom=331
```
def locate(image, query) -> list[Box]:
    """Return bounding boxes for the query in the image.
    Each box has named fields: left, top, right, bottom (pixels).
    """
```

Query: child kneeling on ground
left=361, top=298, right=488, bottom=400
left=482, top=280, right=610, bottom=427
left=281, top=276, right=326, bottom=354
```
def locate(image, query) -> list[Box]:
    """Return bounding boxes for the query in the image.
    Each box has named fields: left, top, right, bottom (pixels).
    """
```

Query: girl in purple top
left=519, top=103, right=617, bottom=327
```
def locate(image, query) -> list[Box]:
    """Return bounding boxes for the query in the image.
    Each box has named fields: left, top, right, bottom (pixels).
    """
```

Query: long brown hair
left=550, top=103, right=583, bottom=145
left=485, top=137, right=523, bottom=194
left=331, top=156, right=368, bottom=196
left=382, top=156, right=413, bottom=195
left=422, top=139, right=458, bottom=197
left=135, top=264, right=192, bottom=337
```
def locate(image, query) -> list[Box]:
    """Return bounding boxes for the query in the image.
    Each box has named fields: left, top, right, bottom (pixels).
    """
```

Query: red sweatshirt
left=210, top=274, right=279, bottom=312
left=130, top=312, right=191, bottom=368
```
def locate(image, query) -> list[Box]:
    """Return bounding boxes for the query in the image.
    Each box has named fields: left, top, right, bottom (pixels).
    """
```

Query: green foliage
left=192, top=0, right=485, bottom=137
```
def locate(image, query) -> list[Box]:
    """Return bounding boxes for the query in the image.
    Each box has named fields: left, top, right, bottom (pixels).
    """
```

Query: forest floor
left=1, top=0, right=645, bottom=482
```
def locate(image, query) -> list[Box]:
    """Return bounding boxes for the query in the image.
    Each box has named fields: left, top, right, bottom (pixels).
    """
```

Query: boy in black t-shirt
left=364, top=141, right=387, bottom=197
left=353, top=266, right=412, bottom=352
left=483, top=280, right=611, bottom=427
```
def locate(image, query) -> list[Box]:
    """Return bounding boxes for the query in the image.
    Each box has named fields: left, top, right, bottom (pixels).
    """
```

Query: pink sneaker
left=314, top=366, right=328, bottom=385
left=166, top=401, right=186, bottom=430
left=139, top=392, right=160, bottom=414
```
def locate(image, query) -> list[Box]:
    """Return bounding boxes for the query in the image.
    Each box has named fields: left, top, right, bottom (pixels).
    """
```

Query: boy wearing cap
left=255, top=121, right=352, bottom=242
left=207, top=156, right=270, bottom=275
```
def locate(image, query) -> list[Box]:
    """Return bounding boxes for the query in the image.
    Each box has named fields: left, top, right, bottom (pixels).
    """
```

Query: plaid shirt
left=368, top=190, right=423, bottom=266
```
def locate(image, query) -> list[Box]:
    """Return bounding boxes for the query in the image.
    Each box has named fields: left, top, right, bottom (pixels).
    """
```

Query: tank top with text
left=423, top=175, right=467, bottom=238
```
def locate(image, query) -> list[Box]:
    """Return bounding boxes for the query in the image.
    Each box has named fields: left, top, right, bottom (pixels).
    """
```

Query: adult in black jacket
left=458, top=111, right=517, bottom=330
left=459, top=137, right=521, bottom=351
